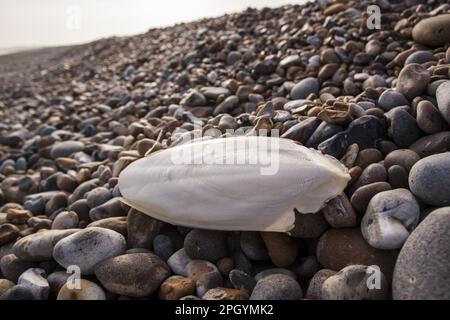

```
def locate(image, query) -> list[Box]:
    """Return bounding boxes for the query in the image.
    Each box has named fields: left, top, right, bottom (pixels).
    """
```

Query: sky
left=0, top=0, right=303, bottom=53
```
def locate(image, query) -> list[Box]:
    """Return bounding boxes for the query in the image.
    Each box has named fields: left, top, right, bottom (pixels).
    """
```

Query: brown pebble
left=260, top=232, right=298, bottom=267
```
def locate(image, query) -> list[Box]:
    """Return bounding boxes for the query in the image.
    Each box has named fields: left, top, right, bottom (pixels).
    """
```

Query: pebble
left=0, top=279, right=15, bottom=296
left=184, top=229, right=227, bottom=262
left=50, top=141, right=85, bottom=159
left=409, top=131, right=450, bottom=157
left=388, top=165, right=409, bottom=189
left=239, top=232, right=269, bottom=261
left=57, top=279, right=106, bottom=300
left=153, top=234, right=175, bottom=261
left=0, top=284, right=37, bottom=300
left=409, top=152, right=450, bottom=206
left=46, top=271, right=70, bottom=298
left=389, top=108, right=422, bottom=147
left=85, top=187, right=112, bottom=208
left=404, top=50, right=435, bottom=65
left=186, top=260, right=223, bottom=297
left=260, top=232, right=297, bottom=267
left=17, top=268, right=50, bottom=300
left=350, top=182, right=392, bottom=213
left=354, top=148, right=382, bottom=169
left=436, top=81, right=450, bottom=125
left=89, top=197, right=126, bottom=221
left=349, top=163, right=387, bottom=195
left=158, top=275, right=196, bottom=300
left=316, top=228, right=398, bottom=278
left=395, top=64, right=430, bottom=100
left=318, top=116, right=383, bottom=159
left=412, top=14, right=450, bottom=47
left=361, top=189, right=420, bottom=249
left=416, top=100, right=447, bottom=134
left=377, top=90, right=409, bottom=111
left=229, top=269, right=256, bottom=293
left=203, top=287, right=249, bottom=300
left=321, top=193, right=357, bottom=228
left=393, top=207, right=450, bottom=299
left=290, top=77, right=319, bottom=99
left=0, top=224, right=20, bottom=246
left=250, top=274, right=302, bottom=300
left=52, top=211, right=79, bottom=229
left=53, top=227, right=126, bottom=274
left=87, top=216, right=127, bottom=236
left=322, top=265, right=388, bottom=300
left=13, top=229, right=79, bottom=261
left=167, top=248, right=192, bottom=277
left=0, top=254, right=37, bottom=282
left=384, top=149, right=420, bottom=172
left=127, top=208, right=163, bottom=249
left=95, top=253, right=170, bottom=297
left=305, top=269, right=336, bottom=300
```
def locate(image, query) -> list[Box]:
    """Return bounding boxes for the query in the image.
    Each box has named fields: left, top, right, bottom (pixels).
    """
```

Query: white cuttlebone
left=119, top=136, right=350, bottom=233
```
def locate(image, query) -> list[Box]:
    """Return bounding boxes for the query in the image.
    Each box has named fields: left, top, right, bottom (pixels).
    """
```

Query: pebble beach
left=1, top=0, right=450, bottom=300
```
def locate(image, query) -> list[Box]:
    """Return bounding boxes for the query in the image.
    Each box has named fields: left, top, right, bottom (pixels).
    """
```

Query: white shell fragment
left=119, top=136, right=350, bottom=232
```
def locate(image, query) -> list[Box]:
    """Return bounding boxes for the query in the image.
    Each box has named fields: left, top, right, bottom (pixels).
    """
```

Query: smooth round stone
left=203, top=287, right=249, bottom=300
left=0, top=284, right=36, bottom=300
left=52, top=211, right=79, bottom=230
left=127, top=209, right=163, bottom=249
left=17, top=268, right=50, bottom=300
left=13, top=229, right=79, bottom=262
left=167, top=249, right=192, bottom=277
left=250, top=274, right=302, bottom=300
left=87, top=216, right=127, bottom=236
left=322, top=265, right=388, bottom=300
left=53, top=227, right=126, bottom=274
left=0, top=279, right=15, bottom=296
left=294, top=256, right=320, bottom=279
left=89, top=197, right=126, bottom=221
left=305, top=269, right=336, bottom=300
left=153, top=234, right=175, bottom=261
left=384, top=149, right=420, bottom=172
left=158, top=275, right=196, bottom=300
left=395, top=64, right=430, bottom=100
left=436, top=81, right=450, bottom=125
left=305, top=122, right=343, bottom=148
left=290, top=77, right=319, bottom=99
left=404, top=51, right=435, bottom=65
left=409, top=152, right=450, bottom=206
left=0, top=254, right=36, bottom=282
left=361, top=189, right=420, bottom=250
left=416, top=100, right=447, bottom=134
left=95, top=253, right=170, bottom=297
left=340, top=143, right=359, bottom=169
left=316, top=228, right=398, bottom=278
left=68, top=179, right=99, bottom=204
left=184, top=229, right=227, bottom=263
left=389, top=109, right=422, bottom=148
left=229, top=269, right=256, bottom=293
left=412, top=14, right=450, bottom=47
left=0, top=224, right=20, bottom=246
left=321, top=193, right=357, bottom=228
left=393, top=207, right=450, bottom=299
left=351, top=182, right=392, bottom=213
left=85, top=187, right=111, bottom=208
left=180, top=90, right=207, bottom=107
left=290, top=210, right=329, bottom=238
left=254, top=268, right=297, bottom=281
left=240, top=232, right=269, bottom=261
left=349, top=163, right=387, bottom=195
left=354, top=148, right=383, bottom=169
left=50, top=141, right=85, bottom=159
left=57, top=279, right=106, bottom=300
left=409, top=131, right=450, bottom=157
left=377, top=89, right=409, bottom=111
left=47, top=271, right=70, bottom=297
left=260, top=232, right=297, bottom=267
left=186, top=260, right=223, bottom=297
left=388, top=165, right=409, bottom=189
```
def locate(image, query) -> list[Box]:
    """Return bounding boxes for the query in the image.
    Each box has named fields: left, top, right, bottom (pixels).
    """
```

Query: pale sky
left=0, top=0, right=303, bottom=51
